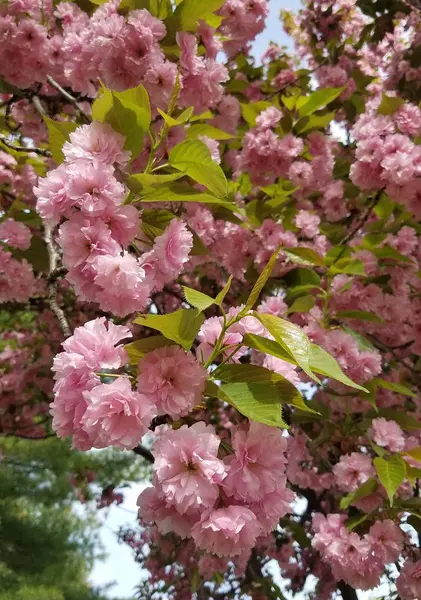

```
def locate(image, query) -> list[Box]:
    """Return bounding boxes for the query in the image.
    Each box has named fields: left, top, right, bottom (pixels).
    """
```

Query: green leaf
left=288, top=295, right=315, bottom=313
left=124, top=336, right=176, bottom=365
left=169, top=140, right=228, bottom=197
left=403, top=447, right=421, bottom=462
left=298, top=87, right=344, bottom=117
left=295, top=111, right=335, bottom=134
left=43, top=117, right=78, bottom=164
left=336, top=310, right=384, bottom=323
left=140, top=182, right=235, bottom=209
left=214, top=276, right=233, bottom=306
left=127, top=172, right=183, bottom=193
left=309, top=344, right=368, bottom=392
left=187, top=123, right=235, bottom=140
left=329, top=258, right=366, bottom=276
left=371, top=245, right=413, bottom=264
left=157, top=108, right=192, bottom=127
left=243, top=333, right=295, bottom=363
left=240, top=101, right=272, bottom=126
left=92, top=84, right=151, bottom=158
left=218, top=382, right=289, bottom=428
left=182, top=287, right=215, bottom=311
left=372, top=378, right=416, bottom=397
left=283, top=247, right=325, bottom=267
left=374, top=455, right=406, bottom=506
left=134, top=308, right=205, bottom=351
left=340, top=478, right=378, bottom=510
left=174, top=0, right=224, bottom=31
left=244, top=246, right=281, bottom=313
left=377, top=93, right=404, bottom=116
left=254, top=313, right=317, bottom=381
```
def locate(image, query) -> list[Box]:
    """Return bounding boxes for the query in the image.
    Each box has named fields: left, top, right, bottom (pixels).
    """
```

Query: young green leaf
left=329, top=258, right=366, bottom=276
left=169, top=140, right=228, bottom=197
left=310, top=344, right=368, bottom=392
left=336, top=310, right=384, bottom=323
left=254, top=313, right=317, bottom=381
left=92, top=84, right=151, bottom=157
left=377, top=93, right=404, bottom=116
left=174, top=0, right=224, bottom=31
left=219, top=382, right=289, bottom=428
left=283, top=247, right=326, bottom=268
left=288, top=295, right=315, bottom=314
left=339, top=478, right=378, bottom=510
left=243, top=246, right=281, bottom=313
left=140, top=182, right=236, bottom=209
left=134, top=308, right=205, bottom=351
left=374, top=455, right=406, bottom=506
left=43, top=117, right=78, bottom=164
left=127, top=172, right=184, bottom=193
left=243, top=333, right=295, bottom=363
left=187, top=123, right=235, bottom=140
left=298, top=87, right=344, bottom=117
left=214, top=276, right=233, bottom=306
left=182, top=287, right=215, bottom=312
left=124, top=336, right=176, bottom=365
left=372, top=378, right=416, bottom=397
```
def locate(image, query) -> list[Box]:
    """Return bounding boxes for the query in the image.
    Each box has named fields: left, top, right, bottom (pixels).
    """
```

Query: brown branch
left=44, top=224, right=72, bottom=339
left=0, top=133, right=51, bottom=157
left=46, top=75, right=91, bottom=124
left=31, top=95, right=47, bottom=118
left=340, top=192, right=381, bottom=246
left=132, top=445, right=154, bottom=463
left=338, top=581, right=358, bottom=600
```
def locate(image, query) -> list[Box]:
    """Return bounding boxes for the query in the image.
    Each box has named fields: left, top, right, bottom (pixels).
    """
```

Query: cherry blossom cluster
left=34, top=120, right=192, bottom=316
left=138, top=421, right=293, bottom=558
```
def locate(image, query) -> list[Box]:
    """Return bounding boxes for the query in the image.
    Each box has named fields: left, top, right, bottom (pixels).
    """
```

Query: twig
left=44, top=224, right=72, bottom=339
left=0, top=133, right=51, bottom=157
left=31, top=95, right=47, bottom=118
left=340, top=193, right=380, bottom=246
left=132, top=444, right=154, bottom=463
left=47, top=266, right=68, bottom=284
left=47, top=75, right=91, bottom=124
left=268, top=57, right=329, bottom=99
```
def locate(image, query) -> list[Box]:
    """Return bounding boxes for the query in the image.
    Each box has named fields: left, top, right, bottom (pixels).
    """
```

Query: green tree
left=0, top=436, right=149, bottom=600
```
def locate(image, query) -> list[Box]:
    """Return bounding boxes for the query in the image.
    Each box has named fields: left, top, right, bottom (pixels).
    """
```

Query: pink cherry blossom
left=137, top=345, right=207, bottom=418
left=82, top=376, right=154, bottom=450
left=192, top=506, right=261, bottom=557
left=153, top=422, right=226, bottom=514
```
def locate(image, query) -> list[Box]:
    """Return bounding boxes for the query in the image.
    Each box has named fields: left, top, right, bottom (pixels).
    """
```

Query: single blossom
left=137, top=345, right=207, bottom=418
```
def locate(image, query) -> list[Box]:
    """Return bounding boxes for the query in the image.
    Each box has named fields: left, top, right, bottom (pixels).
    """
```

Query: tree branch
left=132, top=445, right=154, bottom=463
left=46, top=75, right=91, bottom=124
left=0, top=133, right=51, bottom=157
left=44, top=225, right=72, bottom=339
left=338, top=581, right=358, bottom=600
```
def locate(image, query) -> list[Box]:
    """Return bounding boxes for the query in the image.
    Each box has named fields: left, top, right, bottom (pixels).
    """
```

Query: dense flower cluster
left=4, top=0, right=421, bottom=598
left=138, top=421, right=292, bottom=558
left=35, top=120, right=192, bottom=316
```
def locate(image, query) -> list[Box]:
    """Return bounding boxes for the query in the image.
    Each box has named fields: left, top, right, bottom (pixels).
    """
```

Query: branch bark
left=44, top=225, right=72, bottom=339
left=132, top=445, right=154, bottom=463
left=0, top=133, right=51, bottom=157
left=47, top=75, right=91, bottom=124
